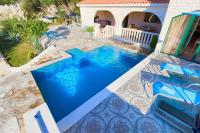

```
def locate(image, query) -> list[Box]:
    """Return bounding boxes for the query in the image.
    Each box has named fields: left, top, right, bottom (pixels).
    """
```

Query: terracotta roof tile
left=78, top=0, right=169, bottom=5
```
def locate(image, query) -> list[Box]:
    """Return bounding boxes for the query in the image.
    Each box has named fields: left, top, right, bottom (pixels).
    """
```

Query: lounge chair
left=153, top=95, right=200, bottom=132
left=42, top=31, right=65, bottom=48
left=160, top=63, right=200, bottom=79
left=44, top=31, right=64, bottom=40
left=153, top=81, right=200, bottom=105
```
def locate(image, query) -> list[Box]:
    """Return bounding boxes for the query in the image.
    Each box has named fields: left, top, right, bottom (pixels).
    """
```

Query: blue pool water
left=32, top=45, right=145, bottom=122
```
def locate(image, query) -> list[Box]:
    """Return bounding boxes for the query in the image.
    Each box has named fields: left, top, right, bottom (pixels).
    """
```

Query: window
left=144, top=13, right=161, bottom=24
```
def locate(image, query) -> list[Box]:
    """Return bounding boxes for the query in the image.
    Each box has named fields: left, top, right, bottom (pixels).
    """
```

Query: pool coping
left=23, top=103, right=60, bottom=133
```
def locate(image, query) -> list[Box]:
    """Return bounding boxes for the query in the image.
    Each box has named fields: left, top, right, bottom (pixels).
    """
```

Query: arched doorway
left=122, top=12, right=162, bottom=33
left=94, top=10, right=115, bottom=28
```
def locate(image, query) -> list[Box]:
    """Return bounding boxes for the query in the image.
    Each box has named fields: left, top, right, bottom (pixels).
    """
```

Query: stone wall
left=0, top=4, right=25, bottom=20
left=156, top=0, right=200, bottom=51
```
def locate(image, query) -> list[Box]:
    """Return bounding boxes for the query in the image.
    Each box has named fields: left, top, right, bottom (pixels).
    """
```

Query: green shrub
left=39, top=0, right=63, bottom=7
left=56, top=9, right=66, bottom=24
left=86, top=26, right=94, bottom=33
left=30, top=36, right=43, bottom=54
left=28, top=51, right=35, bottom=58
left=1, top=18, right=47, bottom=55
left=0, top=0, right=17, bottom=5
left=56, top=18, right=63, bottom=24
left=1, top=18, right=48, bottom=41
left=0, top=19, right=18, bottom=40
left=73, top=8, right=80, bottom=16
left=150, top=35, right=158, bottom=50
left=21, top=0, right=42, bottom=18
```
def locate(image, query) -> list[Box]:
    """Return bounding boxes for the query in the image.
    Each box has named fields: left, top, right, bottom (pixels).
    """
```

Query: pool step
left=66, top=48, right=91, bottom=68
left=66, top=48, right=86, bottom=59
left=73, top=57, right=91, bottom=68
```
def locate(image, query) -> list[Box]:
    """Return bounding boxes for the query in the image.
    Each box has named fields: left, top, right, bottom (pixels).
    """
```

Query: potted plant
left=150, top=35, right=158, bottom=51
left=86, top=26, right=94, bottom=37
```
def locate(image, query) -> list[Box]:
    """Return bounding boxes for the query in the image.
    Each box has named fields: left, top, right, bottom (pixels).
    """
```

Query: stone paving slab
left=0, top=72, right=44, bottom=133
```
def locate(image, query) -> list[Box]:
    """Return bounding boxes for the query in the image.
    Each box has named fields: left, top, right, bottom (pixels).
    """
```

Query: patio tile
left=65, top=70, right=166, bottom=133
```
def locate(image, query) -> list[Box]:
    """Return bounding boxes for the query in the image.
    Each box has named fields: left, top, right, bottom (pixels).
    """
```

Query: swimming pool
left=32, top=45, right=145, bottom=122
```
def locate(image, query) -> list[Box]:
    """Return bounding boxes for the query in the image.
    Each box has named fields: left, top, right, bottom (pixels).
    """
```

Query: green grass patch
left=0, top=37, right=36, bottom=67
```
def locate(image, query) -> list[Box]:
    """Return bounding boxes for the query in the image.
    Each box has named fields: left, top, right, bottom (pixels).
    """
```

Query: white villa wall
left=78, top=3, right=169, bottom=35
left=127, top=12, right=162, bottom=33
left=156, top=0, right=200, bottom=51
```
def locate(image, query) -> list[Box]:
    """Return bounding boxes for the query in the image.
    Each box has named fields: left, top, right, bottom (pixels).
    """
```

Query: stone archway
left=122, top=12, right=162, bottom=33
left=94, top=10, right=116, bottom=28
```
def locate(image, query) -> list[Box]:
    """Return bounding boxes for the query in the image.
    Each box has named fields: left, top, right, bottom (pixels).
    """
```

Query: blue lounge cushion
left=153, top=81, right=200, bottom=105
left=154, top=95, right=200, bottom=132
left=159, top=100, right=197, bottom=128
left=44, top=31, right=64, bottom=40
left=160, top=63, right=200, bottom=78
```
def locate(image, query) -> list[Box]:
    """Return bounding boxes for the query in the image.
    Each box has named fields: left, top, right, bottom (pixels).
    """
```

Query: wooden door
left=161, top=15, right=191, bottom=55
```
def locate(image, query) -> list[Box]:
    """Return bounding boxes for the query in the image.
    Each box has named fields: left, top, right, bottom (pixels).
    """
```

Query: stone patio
left=0, top=24, right=199, bottom=133
left=0, top=24, right=150, bottom=133
left=0, top=72, right=44, bottom=133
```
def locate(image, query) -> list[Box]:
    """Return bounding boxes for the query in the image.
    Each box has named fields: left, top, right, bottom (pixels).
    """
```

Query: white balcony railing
left=102, top=25, right=115, bottom=38
left=120, top=28, right=159, bottom=49
left=94, top=23, right=101, bottom=37
left=93, top=23, right=159, bottom=49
